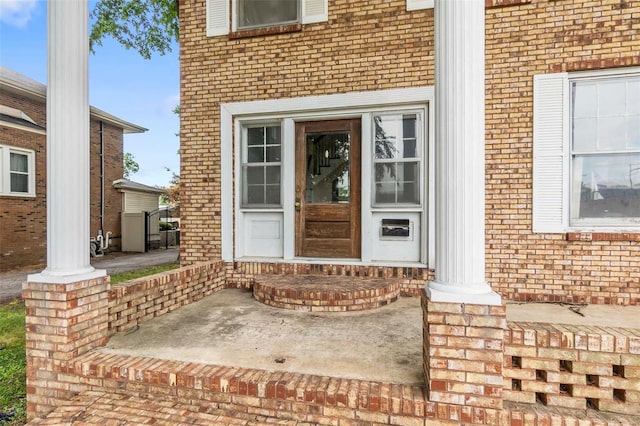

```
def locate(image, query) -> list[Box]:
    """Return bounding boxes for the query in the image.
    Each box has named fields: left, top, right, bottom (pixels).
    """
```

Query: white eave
left=0, top=65, right=147, bottom=134
left=113, top=178, right=166, bottom=195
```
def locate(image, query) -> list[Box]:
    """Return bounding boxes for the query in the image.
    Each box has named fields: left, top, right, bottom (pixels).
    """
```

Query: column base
left=28, top=268, right=106, bottom=284
left=426, top=280, right=502, bottom=306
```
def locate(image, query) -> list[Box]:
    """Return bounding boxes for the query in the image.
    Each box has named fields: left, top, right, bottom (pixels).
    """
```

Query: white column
left=426, top=0, right=501, bottom=305
left=29, top=0, right=105, bottom=283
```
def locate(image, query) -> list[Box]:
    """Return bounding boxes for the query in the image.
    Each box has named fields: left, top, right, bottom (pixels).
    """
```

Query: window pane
left=265, top=146, right=281, bottom=162
left=573, top=83, right=597, bottom=118
left=247, top=146, right=264, bottom=163
left=403, top=139, right=416, bottom=158
left=265, top=165, right=280, bottom=185
left=403, top=115, right=416, bottom=139
left=10, top=153, right=28, bottom=173
left=238, top=0, right=298, bottom=29
left=246, top=185, right=265, bottom=204
left=573, top=118, right=597, bottom=151
left=10, top=173, right=28, bottom=193
left=375, top=182, right=396, bottom=204
left=374, top=116, right=400, bottom=160
left=247, top=127, right=264, bottom=146
left=599, top=80, right=626, bottom=116
left=572, top=154, right=640, bottom=220
left=597, top=116, right=626, bottom=150
left=266, top=126, right=281, bottom=144
left=265, top=185, right=280, bottom=204
left=245, top=166, right=264, bottom=185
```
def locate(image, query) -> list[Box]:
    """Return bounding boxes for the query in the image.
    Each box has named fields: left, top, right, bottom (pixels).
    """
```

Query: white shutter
left=302, top=0, right=328, bottom=24
left=206, top=0, right=229, bottom=36
left=407, top=0, right=434, bottom=11
left=532, top=73, right=569, bottom=233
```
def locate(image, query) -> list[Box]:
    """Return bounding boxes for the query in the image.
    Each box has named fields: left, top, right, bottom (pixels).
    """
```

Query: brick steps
left=252, top=274, right=401, bottom=312
left=26, top=390, right=316, bottom=425
left=29, top=352, right=640, bottom=425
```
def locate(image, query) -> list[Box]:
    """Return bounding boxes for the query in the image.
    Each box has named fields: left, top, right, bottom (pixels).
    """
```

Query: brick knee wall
left=422, top=291, right=507, bottom=425
left=23, top=275, right=110, bottom=419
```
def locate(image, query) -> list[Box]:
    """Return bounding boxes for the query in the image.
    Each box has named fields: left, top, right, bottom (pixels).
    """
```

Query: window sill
left=229, top=23, right=302, bottom=40
left=566, top=232, right=640, bottom=242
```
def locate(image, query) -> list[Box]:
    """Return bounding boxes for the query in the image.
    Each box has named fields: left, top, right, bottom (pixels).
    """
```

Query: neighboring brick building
left=178, top=0, right=640, bottom=305
left=0, top=67, right=146, bottom=271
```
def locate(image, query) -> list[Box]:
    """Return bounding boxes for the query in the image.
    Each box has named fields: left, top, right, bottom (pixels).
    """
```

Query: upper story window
left=570, top=76, right=640, bottom=226
left=0, top=144, right=36, bottom=197
left=237, top=0, right=299, bottom=30
left=532, top=68, right=640, bottom=233
left=207, top=0, right=327, bottom=37
left=373, top=113, right=422, bottom=206
left=241, top=124, right=282, bottom=207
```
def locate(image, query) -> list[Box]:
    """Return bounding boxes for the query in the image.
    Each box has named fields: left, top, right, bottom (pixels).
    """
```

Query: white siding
left=123, top=191, right=159, bottom=213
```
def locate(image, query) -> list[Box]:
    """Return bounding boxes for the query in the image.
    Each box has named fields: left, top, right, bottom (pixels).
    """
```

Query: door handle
left=294, top=199, right=301, bottom=211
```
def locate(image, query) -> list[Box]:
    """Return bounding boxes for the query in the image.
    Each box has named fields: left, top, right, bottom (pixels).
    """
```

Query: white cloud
left=0, top=0, right=38, bottom=28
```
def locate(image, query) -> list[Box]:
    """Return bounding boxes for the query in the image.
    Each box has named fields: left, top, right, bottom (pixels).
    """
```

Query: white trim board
left=221, top=87, right=435, bottom=264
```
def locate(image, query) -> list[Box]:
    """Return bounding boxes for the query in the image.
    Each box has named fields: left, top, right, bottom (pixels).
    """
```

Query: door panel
left=295, top=119, right=361, bottom=258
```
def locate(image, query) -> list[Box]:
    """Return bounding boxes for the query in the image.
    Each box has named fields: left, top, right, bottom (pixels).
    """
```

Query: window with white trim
left=241, top=124, right=282, bottom=207
left=373, top=113, right=421, bottom=205
left=0, top=144, right=36, bottom=197
left=570, top=76, right=640, bottom=225
left=532, top=69, right=640, bottom=232
left=238, top=0, right=299, bottom=30
left=206, top=0, right=327, bottom=36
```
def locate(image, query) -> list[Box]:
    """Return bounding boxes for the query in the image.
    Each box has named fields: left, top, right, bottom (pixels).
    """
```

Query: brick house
left=179, top=0, right=640, bottom=305
left=19, top=1, right=640, bottom=424
left=0, top=66, right=146, bottom=271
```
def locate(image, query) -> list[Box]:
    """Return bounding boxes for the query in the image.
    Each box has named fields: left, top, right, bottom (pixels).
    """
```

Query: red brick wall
left=0, top=90, right=125, bottom=271
left=89, top=120, right=124, bottom=252
left=0, top=92, right=47, bottom=271
left=179, top=0, right=640, bottom=304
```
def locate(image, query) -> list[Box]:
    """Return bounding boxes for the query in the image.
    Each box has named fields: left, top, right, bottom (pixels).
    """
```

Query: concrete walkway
left=0, top=248, right=179, bottom=303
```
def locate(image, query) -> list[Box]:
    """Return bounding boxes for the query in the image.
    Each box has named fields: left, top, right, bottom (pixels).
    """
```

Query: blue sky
left=0, top=0, right=180, bottom=188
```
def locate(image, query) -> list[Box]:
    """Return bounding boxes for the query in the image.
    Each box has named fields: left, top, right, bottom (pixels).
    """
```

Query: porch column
left=427, top=0, right=500, bottom=305
left=24, top=1, right=109, bottom=419
left=30, top=0, right=104, bottom=282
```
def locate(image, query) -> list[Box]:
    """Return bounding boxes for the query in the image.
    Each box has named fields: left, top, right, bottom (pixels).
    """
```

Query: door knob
left=294, top=199, right=301, bottom=211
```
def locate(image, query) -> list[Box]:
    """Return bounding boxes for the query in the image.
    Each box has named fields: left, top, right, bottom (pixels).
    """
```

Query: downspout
left=99, top=120, right=105, bottom=234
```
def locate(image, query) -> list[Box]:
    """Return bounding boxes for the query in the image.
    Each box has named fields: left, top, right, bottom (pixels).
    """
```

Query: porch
left=24, top=264, right=640, bottom=425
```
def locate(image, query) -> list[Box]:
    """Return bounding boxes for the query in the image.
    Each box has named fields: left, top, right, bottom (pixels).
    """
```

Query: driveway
left=0, top=248, right=179, bottom=303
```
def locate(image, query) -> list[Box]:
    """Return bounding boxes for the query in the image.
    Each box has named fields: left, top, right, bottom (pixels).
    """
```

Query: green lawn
left=0, top=262, right=180, bottom=425
left=109, top=262, right=179, bottom=284
left=0, top=301, right=26, bottom=426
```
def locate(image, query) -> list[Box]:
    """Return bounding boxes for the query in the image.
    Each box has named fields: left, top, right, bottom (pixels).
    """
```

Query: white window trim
left=209, top=0, right=328, bottom=36
left=0, top=144, right=36, bottom=197
left=221, top=87, right=435, bottom=265
left=371, top=111, right=425, bottom=208
left=533, top=67, right=640, bottom=233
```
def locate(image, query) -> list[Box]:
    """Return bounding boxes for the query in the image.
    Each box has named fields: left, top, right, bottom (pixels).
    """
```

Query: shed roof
left=113, top=178, right=166, bottom=195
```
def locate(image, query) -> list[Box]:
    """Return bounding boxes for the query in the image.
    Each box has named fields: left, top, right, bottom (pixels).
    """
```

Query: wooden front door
left=295, top=119, right=361, bottom=258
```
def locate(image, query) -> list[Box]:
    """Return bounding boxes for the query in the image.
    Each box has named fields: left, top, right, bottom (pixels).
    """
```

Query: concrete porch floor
left=101, top=288, right=640, bottom=386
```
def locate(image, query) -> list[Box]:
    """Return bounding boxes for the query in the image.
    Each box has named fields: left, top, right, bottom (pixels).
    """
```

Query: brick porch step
left=26, top=390, right=317, bottom=425
left=252, top=274, right=401, bottom=312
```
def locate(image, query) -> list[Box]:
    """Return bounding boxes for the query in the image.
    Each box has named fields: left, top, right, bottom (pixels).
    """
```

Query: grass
left=109, top=262, right=179, bottom=284
left=0, top=262, right=180, bottom=425
left=0, top=301, right=27, bottom=426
